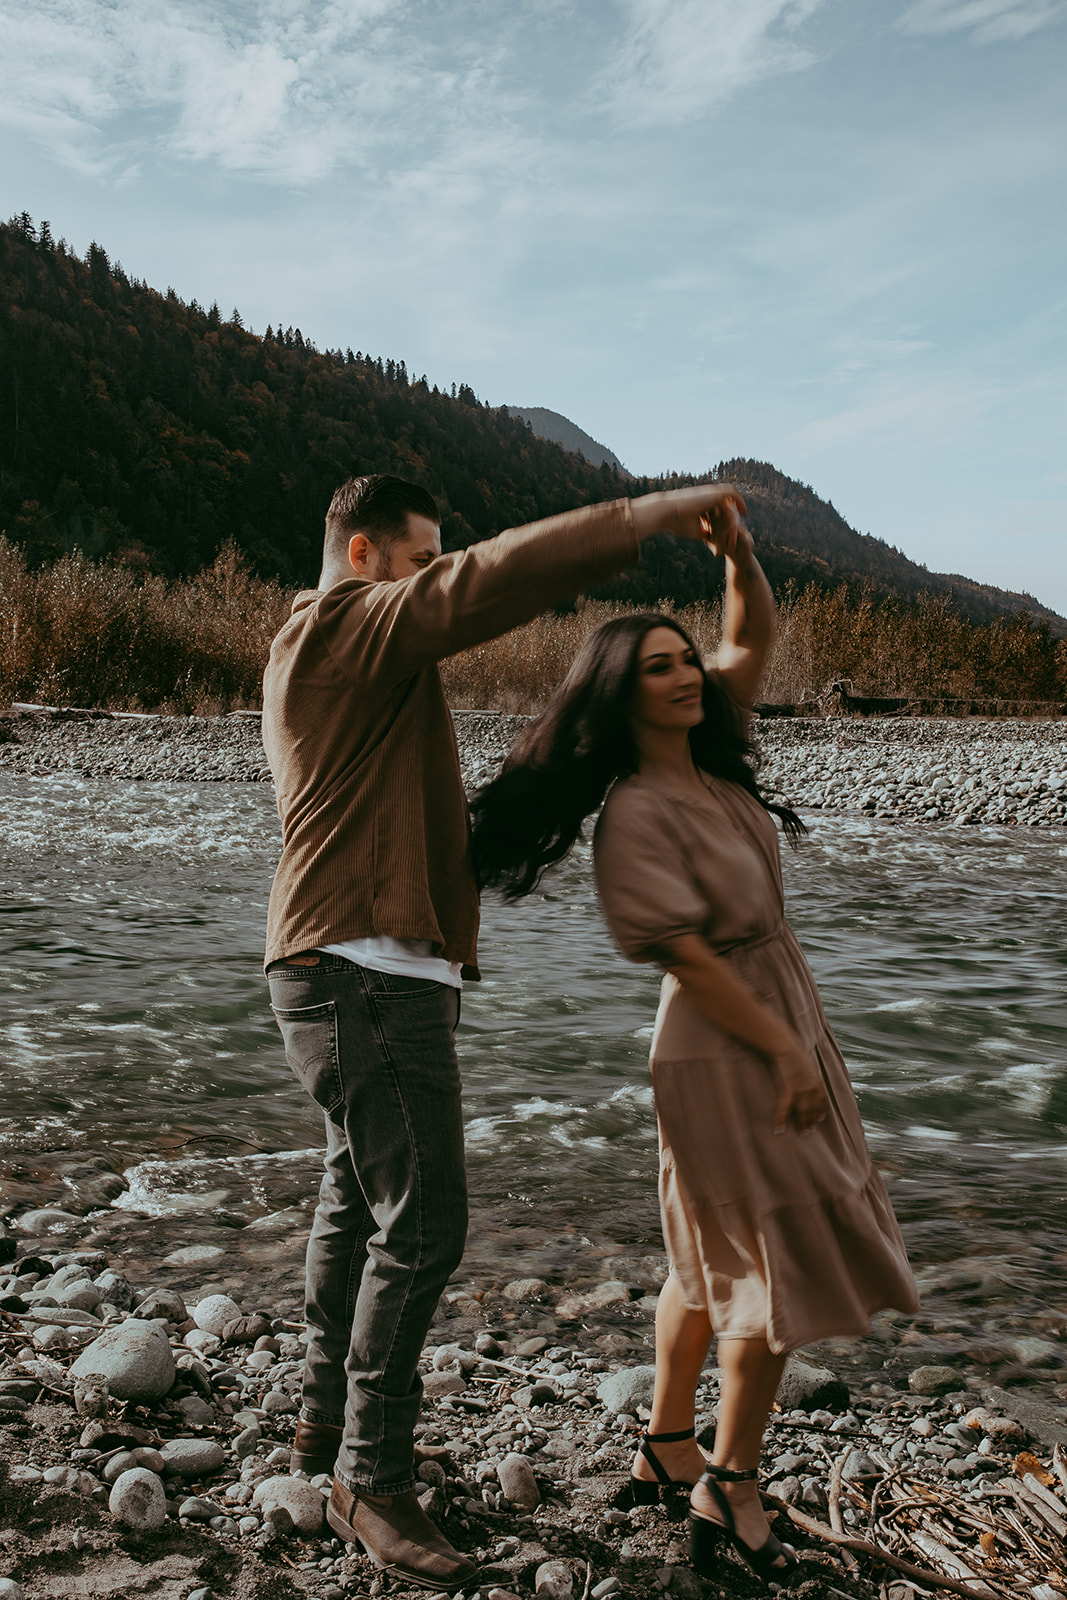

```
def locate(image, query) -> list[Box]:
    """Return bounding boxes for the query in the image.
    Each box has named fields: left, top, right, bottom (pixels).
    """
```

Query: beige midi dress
left=593, top=773, right=918, bottom=1354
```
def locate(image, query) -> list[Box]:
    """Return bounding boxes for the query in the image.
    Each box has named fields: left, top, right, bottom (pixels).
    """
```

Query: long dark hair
left=470, top=612, right=805, bottom=898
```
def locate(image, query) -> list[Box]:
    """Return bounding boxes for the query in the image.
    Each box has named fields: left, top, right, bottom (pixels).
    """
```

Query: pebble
left=134, top=1289, right=187, bottom=1323
left=108, top=1467, right=167, bottom=1529
left=754, top=719, right=1067, bottom=828
left=533, top=1559, right=575, bottom=1599
left=251, top=1476, right=326, bottom=1534
left=177, top=1394, right=216, bottom=1425
left=192, top=1294, right=242, bottom=1337
left=596, top=1365, right=656, bottom=1415
left=159, top=1438, right=227, bottom=1477
left=15, top=1209, right=84, bottom=1234
left=501, top=1278, right=551, bottom=1303
left=179, top=1495, right=221, bottom=1521
left=910, top=1365, right=964, bottom=1396
left=0, top=1582, right=23, bottom=1600
left=498, top=1453, right=541, bottom=1510
left=775, top=1355, right=850, bottom=1412
left=6, top=715, right=1065, bottom=833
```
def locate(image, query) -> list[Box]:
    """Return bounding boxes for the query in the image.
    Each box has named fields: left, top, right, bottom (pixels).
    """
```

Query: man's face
left=350, top=512, right=442, bottom=582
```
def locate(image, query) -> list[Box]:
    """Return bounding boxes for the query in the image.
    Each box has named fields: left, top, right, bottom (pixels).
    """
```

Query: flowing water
left=2, top=772, right=1067, bottom=1357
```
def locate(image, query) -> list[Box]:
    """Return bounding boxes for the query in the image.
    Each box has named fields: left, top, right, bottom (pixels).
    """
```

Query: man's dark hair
left=320, top=474, right=439, bottom=586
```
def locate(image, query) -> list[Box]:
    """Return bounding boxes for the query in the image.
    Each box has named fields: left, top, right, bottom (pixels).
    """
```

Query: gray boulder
left=596, top=1365, right=656, bottom=1415
left=109, top=1466, right=167, bottom=1530
left=69, top=1318, right=175, bottom=1402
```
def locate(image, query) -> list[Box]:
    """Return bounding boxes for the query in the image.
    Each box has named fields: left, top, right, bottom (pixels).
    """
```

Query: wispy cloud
left=0, top=0, right=482, bottom=183
left=898, top=0, right=1067, bottom=42
left=597, top=0, right=825, bottom=126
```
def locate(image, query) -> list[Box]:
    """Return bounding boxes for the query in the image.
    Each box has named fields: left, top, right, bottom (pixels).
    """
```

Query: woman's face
left=628, top=626, right=706, bottom=734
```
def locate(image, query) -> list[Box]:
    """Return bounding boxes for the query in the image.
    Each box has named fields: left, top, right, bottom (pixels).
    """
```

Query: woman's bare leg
left=691, top=1336, right=787, bottom=1553
left=632, top=1272, right=713, bottom=1485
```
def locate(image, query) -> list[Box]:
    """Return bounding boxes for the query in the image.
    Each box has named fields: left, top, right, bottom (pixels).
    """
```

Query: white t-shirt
left=317, top=936, right=463, bottom=990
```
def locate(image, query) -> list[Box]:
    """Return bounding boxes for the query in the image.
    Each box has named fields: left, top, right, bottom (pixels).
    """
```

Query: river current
left=2, top=772, right=1066, bottom=1318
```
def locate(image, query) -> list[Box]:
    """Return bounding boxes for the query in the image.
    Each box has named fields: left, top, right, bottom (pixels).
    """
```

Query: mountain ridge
left=1, top=213, right=1062, bottom=636
left=506, top=407, right=628, bottom=473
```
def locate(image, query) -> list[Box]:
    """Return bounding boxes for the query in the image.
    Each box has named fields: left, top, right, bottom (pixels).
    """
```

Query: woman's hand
left=631, top=484, right=747, bottom=546
left=770, top=1047, right=828, bottom=1135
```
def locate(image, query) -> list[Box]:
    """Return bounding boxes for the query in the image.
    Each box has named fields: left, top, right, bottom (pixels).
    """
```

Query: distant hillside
left=1, top=214, right=1063, bottom=635
left=506, top=407, right=628, bottom=473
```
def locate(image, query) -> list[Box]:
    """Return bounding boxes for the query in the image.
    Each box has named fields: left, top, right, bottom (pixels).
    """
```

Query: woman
left=470, top=497, right=918, bottom=1582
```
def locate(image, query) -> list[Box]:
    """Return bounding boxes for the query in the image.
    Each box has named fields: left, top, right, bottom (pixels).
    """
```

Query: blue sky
left=2, top=0, right=1065, bottom=612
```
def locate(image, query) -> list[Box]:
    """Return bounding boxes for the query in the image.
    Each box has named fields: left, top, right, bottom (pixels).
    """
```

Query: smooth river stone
left=252, top=1475, right=326, bottom=1534
left=192, top=1293, right=242, bottom=1336
left=159, top=1437, right=227, bottom=1477
left=164, top=1244, right=227, bottom=1266
left=596, top=1365, right=656, bottom=1415
left=15, top=1209, right=83, bottom=1234
left=69, top=1318, right=175, bottom=1402
left=109, top=1467, right=167, bottom=1529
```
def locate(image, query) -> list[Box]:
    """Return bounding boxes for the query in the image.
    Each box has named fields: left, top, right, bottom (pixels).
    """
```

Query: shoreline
left=1, top=707, right=1066, bottom=827
left=3, top=1234, right=1067, bottom=1600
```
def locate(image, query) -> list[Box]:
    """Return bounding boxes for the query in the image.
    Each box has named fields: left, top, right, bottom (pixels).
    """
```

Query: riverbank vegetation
left=2, top=539, right=1064, bottom=715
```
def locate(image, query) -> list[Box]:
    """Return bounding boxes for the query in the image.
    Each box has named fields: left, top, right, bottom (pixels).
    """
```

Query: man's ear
left=348, top=532, right=373, bottom=574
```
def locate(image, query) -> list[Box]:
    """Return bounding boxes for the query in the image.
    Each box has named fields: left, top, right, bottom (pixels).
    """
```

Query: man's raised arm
left=320, top=484, right=749, bottom=685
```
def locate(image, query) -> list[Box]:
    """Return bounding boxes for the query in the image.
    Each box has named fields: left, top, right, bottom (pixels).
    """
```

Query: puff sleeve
left=593, top=781, right=708, bottom=964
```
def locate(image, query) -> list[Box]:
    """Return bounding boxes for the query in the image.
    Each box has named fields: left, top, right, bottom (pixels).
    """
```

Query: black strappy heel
left=690, top=1463, right=799, bottom=1581
left=614, top=1426, right=700, bottom=1509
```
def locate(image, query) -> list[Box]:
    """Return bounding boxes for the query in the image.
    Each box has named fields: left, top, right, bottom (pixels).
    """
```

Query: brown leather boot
left=327, top=1478, right=478, bottom=1592
left=291, top=1419, right=342, bottom=1477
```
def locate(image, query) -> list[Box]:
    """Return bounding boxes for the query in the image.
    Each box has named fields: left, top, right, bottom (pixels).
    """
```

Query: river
left=2, top=772, right=1067, bottom=1382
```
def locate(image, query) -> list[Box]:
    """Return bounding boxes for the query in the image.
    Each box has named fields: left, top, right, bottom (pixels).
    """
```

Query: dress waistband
left=712, top=920, right=785, bottom=958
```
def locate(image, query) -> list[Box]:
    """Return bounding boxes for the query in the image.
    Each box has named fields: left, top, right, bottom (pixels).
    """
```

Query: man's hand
left=631, top=484, right=747, bottom=548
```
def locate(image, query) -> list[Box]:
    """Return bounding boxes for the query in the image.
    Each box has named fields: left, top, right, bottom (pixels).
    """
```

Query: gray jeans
left=268, top=954, right=468, bottom=1493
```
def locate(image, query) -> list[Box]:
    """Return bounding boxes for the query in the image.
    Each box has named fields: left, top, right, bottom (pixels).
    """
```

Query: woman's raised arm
left=709, top=527, right=776, bottom=710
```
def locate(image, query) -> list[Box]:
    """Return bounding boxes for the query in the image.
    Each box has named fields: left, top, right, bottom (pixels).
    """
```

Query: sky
left=2, top=0, right=1065, bottom=612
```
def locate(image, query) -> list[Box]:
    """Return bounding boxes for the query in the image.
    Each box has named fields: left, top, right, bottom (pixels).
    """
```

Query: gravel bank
left=3, top=708, right=1066, bottom=828
left=4, top=1235, right=1067, bottom=1600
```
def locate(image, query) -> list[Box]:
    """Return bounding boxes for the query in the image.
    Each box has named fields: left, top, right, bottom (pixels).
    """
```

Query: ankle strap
left=702, top=1463, right=758, bottom=1483
left=643, top=1427, right=696, bottom=1444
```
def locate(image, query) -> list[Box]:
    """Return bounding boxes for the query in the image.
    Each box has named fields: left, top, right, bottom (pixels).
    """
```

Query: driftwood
left=762, top=1440, right=1067, bottom=1600
left=763, top=1494, right=1012, bottom=1599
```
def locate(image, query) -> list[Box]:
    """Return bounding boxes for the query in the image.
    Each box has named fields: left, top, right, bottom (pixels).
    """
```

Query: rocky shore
left=2, top=708, right=1065, bottom=827
left=4, top=1236, right=1067, bottom=1600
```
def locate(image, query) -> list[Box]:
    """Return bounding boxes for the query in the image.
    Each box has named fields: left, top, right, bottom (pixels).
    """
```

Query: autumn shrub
left=0, top=538, right=292, bottom=712
left=1, top=546, right=1063, bottom=714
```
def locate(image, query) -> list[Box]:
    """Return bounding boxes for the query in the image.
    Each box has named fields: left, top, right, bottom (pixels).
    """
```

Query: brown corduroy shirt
left=262, top=499, right=639, bottom=976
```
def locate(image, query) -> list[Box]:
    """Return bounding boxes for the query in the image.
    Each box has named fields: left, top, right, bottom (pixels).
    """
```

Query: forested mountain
left=2, top=214, right=1062, bottom=633
left=506, top=407, right=628, bottom=473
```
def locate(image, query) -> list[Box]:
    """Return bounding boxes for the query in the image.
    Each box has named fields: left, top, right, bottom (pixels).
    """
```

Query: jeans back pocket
left=272, top=1000, right=343, bottom=1115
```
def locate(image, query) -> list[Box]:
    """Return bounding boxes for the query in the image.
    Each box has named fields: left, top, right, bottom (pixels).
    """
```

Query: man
left=262, top=472, right=745, bottom=1590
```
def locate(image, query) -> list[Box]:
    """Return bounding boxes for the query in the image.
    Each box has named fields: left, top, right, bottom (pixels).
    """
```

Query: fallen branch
left=762, top=1492, right=1012, bottom=1600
